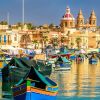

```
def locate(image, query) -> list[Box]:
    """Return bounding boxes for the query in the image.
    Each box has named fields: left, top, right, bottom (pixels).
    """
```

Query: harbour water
left=0, top=59, right=100, bottom=100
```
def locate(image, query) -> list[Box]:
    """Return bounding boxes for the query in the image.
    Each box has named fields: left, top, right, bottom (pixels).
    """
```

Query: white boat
left=54, top=66, right=71, bottom=71
left=54, top=57, right=72, bottom=71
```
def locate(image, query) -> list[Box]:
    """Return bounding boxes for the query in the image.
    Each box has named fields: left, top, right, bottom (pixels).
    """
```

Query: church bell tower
left=76, top=9, right=84, bottom=28
left=89, top=10, right=97, bottom=28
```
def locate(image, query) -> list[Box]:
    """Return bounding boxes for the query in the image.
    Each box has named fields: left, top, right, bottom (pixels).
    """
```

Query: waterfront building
left=0, top=30, right=12, bottom=49
left=0, top=6, right=99, bottom=50
left=60, top=6, right=98, bottom=49
left=0, top=25, right=9, bottom=30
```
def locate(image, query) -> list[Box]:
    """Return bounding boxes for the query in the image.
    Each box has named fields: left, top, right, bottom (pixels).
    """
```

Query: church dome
left=62, top=7, right=75, bottom=20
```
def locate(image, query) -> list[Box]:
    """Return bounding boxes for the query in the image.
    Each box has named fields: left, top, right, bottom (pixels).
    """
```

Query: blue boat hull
left=89, top=62, right=97, bottom=64
left=59, top=63, right=71, bottom=67
left=14, top=91, right=57, bottom=100
left=89, top=58, right=98, bottom=64
left=12, top=67, right=58, bottom=100
left=70, top=56, right=76, bottom=60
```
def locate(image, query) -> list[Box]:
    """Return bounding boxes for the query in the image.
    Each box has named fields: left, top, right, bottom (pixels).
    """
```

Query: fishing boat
left=76, top=54, right=84, bottom=63
left=47, top=57, right=57, bottom=70
left=12, top=67, right=58, bottom=100
left=69, top=49, right=76, bottom=60
left=20, top=58, right=52, bottom=76
left=89, top=58, right=98, bottom=64
left=0, top=54, right=11, bottom=76
left=89, top=53, right=98, bottom=64
left=2, top=57, right=53, bottom=94
left=2, top=57, right=31, bottom=94
left=55, top=56, right=72, bottom=71
left=0, top=54, right=11, bottom=69
left=35, top=59, right=52, bottom=76
left=70, top=54, right=76, bottom=60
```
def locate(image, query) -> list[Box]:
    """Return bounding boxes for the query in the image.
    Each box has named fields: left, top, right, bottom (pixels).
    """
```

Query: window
left=65, top=22, right=67, bottom=27
left=93, top=20, right=95, bottom=25
left=70, top=22, right=72, bottom=26
left=89, top=21, right=91, bottom=24
left=80, top=20, right=83, bottom=24
left=8, top=35, right=10, bottom=42
left=14, top=34, right=17, bottom=41
left=4, top=35, right=6, bottom=43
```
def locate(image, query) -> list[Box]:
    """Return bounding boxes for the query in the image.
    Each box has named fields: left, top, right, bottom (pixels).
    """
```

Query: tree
left=70, top=42, right=74, bottom=49
left=42, top=36, right=48, bottom=48
left=66, top=31, right=70, bottom=46
left=17, top=22, right=22, bottom=26
left=0, top=21, right=8, bottom=25
left=40, top=30, right=49, bottom=49
left=32, top=40, right=38, bottom=49
left=38, top=25, right=43, bottom=29
left=20, top=34, right=31, bottom=48
left=61, top=36, right=67, bottom=45
left=76, top=37, right=82, bottom=49
left=49, top=23, right=55, bottom=29
left=16, top=22, right=23, bottom=29
left=25, top=23, right=36, bottom=30
left=50, top=37, right=59, bottom=49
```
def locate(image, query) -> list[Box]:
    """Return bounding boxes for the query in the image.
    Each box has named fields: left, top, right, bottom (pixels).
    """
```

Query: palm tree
left=0, top=21, right=8, bottom=25
left=70, top=42, right=74, bottom=49
left=32, top=40, right=38, bottom=49
left=40, top=36, right=49, bottom=53
left=61, top=36, right=67, bottom=45
left=40, top=30, right=49, bottom=49
left=66, top=31, right=70, bottom=45
left=50, top=37, right=59, bottom=49
left=42, top=36, right=48, bottom=48
left=25, top=23, right=36, bottom=30
left=76, top=37, right=82, bottom=49
left=20, top=34, right=31, bottom=48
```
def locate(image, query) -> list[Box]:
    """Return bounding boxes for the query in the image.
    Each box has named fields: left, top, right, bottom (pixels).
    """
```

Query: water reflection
left=51, top=59, right=100, bottom=99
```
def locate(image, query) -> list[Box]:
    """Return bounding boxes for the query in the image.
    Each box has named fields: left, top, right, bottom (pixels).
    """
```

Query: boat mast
left=22, top=0, right=25, bottom=29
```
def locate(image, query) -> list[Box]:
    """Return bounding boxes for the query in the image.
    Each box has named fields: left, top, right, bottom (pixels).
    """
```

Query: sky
left=0, top=0, right=100, bottom=26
